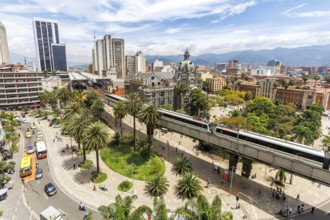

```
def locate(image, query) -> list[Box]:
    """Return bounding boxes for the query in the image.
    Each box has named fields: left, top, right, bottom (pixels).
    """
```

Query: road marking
left=43, top=193, right=49, bottom=200
left=37, top=180, right=39, bottom=184
left=12, top=214, right=15, bottom=220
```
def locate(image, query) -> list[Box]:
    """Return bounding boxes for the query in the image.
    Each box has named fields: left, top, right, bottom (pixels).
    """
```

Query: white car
left=30, top=125, right=36, bottom=129
left=21, top=119, right=28, bottom=123
left=27, top=146, right=34, bottom=154
left=25, top=132, right=32, bottom=138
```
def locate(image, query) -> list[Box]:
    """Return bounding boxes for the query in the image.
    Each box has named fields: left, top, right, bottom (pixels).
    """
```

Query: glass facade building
left=33, top=18, right=67, bottom=72
left=52, top=44, right=67, bottom=71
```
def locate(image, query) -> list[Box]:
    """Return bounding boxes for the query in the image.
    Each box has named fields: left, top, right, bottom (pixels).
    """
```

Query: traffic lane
left=25, top=157, right=88, bottom=219
left=23, top=120, right=101, bottom=219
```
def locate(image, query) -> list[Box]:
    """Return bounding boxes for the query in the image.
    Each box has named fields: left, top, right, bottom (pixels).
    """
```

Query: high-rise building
left=125, top=55, right=136, bottom=73
left=0, top=22, right=10, bottom=65
left=135, top=51, right=146, bottom=72
left=33, top=17, right=67, bottom=72
left=92, top=35, right=125, bottom=78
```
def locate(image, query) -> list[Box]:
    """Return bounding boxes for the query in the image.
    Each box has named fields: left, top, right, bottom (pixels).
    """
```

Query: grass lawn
left=91, top=172, right=107, bottom=183
left=101, top=144, right=165, bottom=181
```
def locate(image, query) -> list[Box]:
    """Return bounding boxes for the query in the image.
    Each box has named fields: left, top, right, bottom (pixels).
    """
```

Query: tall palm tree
left=175, top=172, right=202, bottom=201
left=39, top=92, right=49, bottom=107
left=63, top=102, right=82, bottom=121
left=174, top=83, right=189, bottom=110
left=127, top=93, right=142, bottom=152
left=144, top=175, right=169, bottom=198
left=56, top=87, right=71, bottom=107
left=175, top=195, right=232, bottom=220
left=83, top=121, right=109, bottom=175
left=73, top=91, right=87, bottom=105
left=98, top=195, right=152, bottom=220
left=91, top=98, right=105, bottom=118
left=113, top=101, right=128, bottom=137
left=172, top=156, right=193, bottom=176
left=138, top=103, right=160, bottom=160
left=67, top=110, right=93, bottom=161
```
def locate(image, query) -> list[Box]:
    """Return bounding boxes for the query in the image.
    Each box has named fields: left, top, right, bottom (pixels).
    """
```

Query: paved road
left=21, top=121, right=100, bottom=220
left=293, top=201, right=330, bottom=220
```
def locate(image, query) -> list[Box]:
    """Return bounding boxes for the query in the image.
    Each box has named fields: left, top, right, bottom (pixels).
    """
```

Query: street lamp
left=131, top=163, right=135, bottom=194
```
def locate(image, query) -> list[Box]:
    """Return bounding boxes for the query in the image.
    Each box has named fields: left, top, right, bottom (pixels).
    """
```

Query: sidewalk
left=27, top=108, right=330, bottom=220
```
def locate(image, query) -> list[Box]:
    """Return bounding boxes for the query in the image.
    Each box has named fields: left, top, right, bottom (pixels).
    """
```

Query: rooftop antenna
left=24, top=57, right=27, bottom=65
left=93, top=30, right=96, bottom=42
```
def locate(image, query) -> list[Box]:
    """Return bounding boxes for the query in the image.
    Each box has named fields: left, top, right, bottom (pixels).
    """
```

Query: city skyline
left=1, top=0, right=330, bottom=65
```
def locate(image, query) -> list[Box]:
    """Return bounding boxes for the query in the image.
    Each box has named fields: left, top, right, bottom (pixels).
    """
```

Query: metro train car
left=214, top=125, right=330, bottom=169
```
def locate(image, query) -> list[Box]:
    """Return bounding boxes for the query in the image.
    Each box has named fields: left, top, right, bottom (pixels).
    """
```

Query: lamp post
left=131, top=163, right=135, bottom=194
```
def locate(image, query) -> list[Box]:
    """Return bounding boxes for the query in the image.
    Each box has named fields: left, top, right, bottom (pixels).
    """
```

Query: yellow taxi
left=25, top=132, right=32, bottom=138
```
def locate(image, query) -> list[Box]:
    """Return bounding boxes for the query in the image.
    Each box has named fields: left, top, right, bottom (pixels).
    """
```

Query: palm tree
left=175, top=194, right=232, bottom=220
left=67, top=110, right=93, bottom=161
left=83, top=121, right=109, bottom=175
left=174, top=83, right=189, bottom=110
left=113, top=101, right=128, bottom=137
left=138, top=103, right=160, bottom=160
left=127, top=93, right=142, bottom=152
left=112, top=132, right=121, bottom=145
left=39, top=92, right=49, bottom=107
left=144, top=175, right=169, bottom=198
left=175, top=172, right=202, bottom=200
left=302, top=75, right=308, bottom=85
left=153, top=197, right=171, bottom=220
left=52, top=108, right=61, bottom=117
left=63, top=102, right=82, bottom=121
left=74, top=91, right=87, bottom=105
left=56, top=87, right=71, bottom=107
left=98, top=195, right=152, bottom=220
left=172, top=156, right=193, bottom=176
left=91, top=98, right=105, bottom=118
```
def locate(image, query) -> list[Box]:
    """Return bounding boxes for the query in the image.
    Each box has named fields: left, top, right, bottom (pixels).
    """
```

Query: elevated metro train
left=105, top=93, right=330, bottom=170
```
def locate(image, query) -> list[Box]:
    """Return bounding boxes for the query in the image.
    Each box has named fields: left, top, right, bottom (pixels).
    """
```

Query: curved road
left=21, top=121, right=100, bottom=220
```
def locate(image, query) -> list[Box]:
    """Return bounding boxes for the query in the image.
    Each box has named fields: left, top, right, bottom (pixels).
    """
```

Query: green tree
left=83, top=121, right=109, bottom=175
left=175, top=173, right=202, bottom=200
left=112, top=132, right=121, bottom=145
left=138, top=103, right=160, bottom=160
left=56, top=87, right=71, bottom=107
left=160, top=105, right=173, bottom=111
left=52, top=108, right=61, bottom=117
left=174, top=83, right=189, bottom=110
left=189, top=89, right=209, bottom=116
left=127, top=93, right=142, bottom=152
left=67, top=110, right=93, bottom=161
left=91, top=98, right=105, bottom=118
left=302, top=75, right=308, bottom=84
left=202, top=81, right=209, bottom=92
left=244, top=96, right=275, bottom=116
left=176, top=109, right=186, bottom=114
left=63, top=102, right=82, bottom=121
left=172, top=156, right=193, bottom=176
left=98, top=195, right=152, bottom=220
left=241, top=158, right=253, bottom=178
left=144, top=175, right=169, bottom=198
left=153, top=197, right=172, bottom=220
left=244, top=91, right=252, bottom=101
left=175, top=194, right=232, bottom=220
left=113, top=101, right=128, bottom=137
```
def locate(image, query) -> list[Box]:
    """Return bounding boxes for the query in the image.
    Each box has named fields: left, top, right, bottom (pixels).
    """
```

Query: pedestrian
left=93, top=185, right=96, bottom=191
left=311, top=206, right=315, bottom=213
left=179, top=141, right=181, bottom=145
left=298, top=205, right=301, bottom=214
left=176, top=147, right=178, bottom=153
left=53, top=139, right=55, bottom=143
left=73, top=163, right=76, bottom=170
left=296, top=194, right=300, bottom=201
left=272, top=191, right=275, bottom=198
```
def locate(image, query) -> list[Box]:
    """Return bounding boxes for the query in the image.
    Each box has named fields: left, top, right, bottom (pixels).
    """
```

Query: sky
left=1, top=0, right=330, bottom=65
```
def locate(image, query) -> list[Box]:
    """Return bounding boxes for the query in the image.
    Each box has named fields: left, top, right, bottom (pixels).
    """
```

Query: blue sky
left=1, top=0, right=330, bottom=65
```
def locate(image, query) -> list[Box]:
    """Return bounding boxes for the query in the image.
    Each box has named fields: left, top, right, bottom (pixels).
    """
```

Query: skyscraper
left=135, top=51, right=146, bottom=72
left=33, top=17, right=67, bottom=72
left=0, top=22, right=10, bottom=65
left=93, top=35, right=125, bottom=78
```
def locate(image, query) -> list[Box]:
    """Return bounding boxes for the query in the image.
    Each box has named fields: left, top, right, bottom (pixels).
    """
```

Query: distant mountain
left=146, top=44, right=330, bottom=66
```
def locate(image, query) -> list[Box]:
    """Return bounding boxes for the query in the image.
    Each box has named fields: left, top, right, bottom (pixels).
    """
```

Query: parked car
left=2, top=150, right=13, bottom=161
left=25, top=132, right=31, bottom=138
left=44, top=183, right=57, bottom=196
left=35, top=168, right=43, bottom=179
left=30, top=124, right=36, bottom=129
left=21, top=119, right=28, bottom=123
left=27, top=146, right=34, bottom=154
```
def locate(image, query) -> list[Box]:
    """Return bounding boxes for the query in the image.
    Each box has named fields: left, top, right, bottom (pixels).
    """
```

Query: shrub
left=78, top=160, right=93, bottom=169
left=117, top=180, right=132, bottom=192
left=91, top=172, right=107, bottom=183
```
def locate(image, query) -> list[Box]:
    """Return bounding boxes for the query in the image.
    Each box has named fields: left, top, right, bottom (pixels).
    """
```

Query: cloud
left=283, top=3, right=330, bottom=18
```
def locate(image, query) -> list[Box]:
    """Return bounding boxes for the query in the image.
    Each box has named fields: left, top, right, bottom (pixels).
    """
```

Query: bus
left=36, top=141, right=47, bottom=159
left=20, top=156, right=32, bottom=178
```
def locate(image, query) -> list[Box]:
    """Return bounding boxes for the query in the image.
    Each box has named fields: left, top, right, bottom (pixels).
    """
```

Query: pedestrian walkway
left=26, top=109, right=330, bottom=220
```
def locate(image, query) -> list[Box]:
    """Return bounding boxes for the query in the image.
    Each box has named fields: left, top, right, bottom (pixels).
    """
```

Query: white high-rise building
left=135, top=51, right=146, bottom=72
left=126, top=55, right=136, bottom=73
left=93, top=35, right=125, bottom=78
left=0, top=22, right=10, bottom=65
